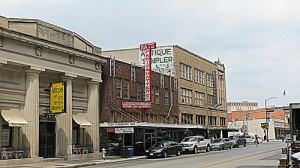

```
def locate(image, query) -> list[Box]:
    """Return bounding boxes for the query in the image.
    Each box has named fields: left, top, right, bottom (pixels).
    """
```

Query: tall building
left=103, top=45, right=228, bottom=138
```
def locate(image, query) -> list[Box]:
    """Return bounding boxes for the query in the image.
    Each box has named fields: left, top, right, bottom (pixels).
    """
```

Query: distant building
left=227, top=101, right=258, bottom=113
left=227, top=107, right=289, bottom=140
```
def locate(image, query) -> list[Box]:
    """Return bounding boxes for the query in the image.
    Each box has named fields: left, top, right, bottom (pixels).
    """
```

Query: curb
left=59, top=156, right=147, bottom=168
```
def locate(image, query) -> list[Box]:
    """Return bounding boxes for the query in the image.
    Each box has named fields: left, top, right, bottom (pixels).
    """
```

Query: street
left=88, top=141, right=285, bottom=168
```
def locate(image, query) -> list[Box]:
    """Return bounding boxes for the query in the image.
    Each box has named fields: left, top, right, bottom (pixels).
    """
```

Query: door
left=39, top=122, right=56, bottom=158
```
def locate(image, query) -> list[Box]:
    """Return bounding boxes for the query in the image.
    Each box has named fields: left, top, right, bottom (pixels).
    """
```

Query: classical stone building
left=0, top=16, right=105, bottom=164
left=103, top=45, right=228, bottom=138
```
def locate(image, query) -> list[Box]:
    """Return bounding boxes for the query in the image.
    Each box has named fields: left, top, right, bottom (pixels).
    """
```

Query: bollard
left=102, top=148, right=106, bottom=160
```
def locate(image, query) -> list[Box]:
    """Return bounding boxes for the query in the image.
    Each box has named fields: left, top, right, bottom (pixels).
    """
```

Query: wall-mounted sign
left=140, top=42, right=156, bottom=102
left=50, top=82, right=66, bottom=113
left=115, top=127, right=134, bottom=134
left=122, top=101, right=152, bottom=109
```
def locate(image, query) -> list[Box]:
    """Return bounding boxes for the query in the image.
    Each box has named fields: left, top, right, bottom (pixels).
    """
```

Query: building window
left=220, top=117, right=226, bottom=126
left=151, top=86, right=154, bottom=103
left=195, top=92, right=204, bottom=106
left=207, top=94, right=213, bottom=107
left=116, top=78, right=122, bottom=98
left=180, top=88, right=192, bottom=104
left=136, top=83, right=142, bottom=101
left=206, top=73, right=213, bottom=87
left=196, top=115, right=206, bottom=126
left=194, top=69, right=204, bottom=84
left=155, top=86, right=159, bottom=104
left=164, top=89, right=169, bottom=105
left=181, top=113, right=193, bottom=124
left=123, top=80, right=129, bottom=99
left=180, top=63, right=192, bottom=81
left=209, top=116, right=217, bottom=126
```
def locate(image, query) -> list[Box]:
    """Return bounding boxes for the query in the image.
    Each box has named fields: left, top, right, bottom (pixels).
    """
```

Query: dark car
left=210, top=138, right=233, bottom=150
left=145, top=141, right=183, bottom=158
left=229, top=135, right=246, bottom=148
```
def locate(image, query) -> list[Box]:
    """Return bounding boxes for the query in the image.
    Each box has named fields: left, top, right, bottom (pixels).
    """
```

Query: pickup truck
left=180, top=136, right=211, bottom=153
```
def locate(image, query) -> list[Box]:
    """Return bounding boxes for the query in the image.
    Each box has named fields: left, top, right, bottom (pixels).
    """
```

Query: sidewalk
left=0, top=155, right=147, bottom=168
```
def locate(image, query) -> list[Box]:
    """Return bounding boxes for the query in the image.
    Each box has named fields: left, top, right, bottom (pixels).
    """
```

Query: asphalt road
left=88, top=141, right=286, bottom=168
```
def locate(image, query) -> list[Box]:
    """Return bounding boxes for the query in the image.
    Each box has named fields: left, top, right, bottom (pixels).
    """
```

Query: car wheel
left=244, top=143, right=246, bottom=147
left=176, top=150, right=181, bottom=156
left=163, top=151, right=167, bottom=158
left=230, top=144, right=233, bottom=149
left=206, top=145, right=210, bottom=152
left=194, top=146, right=198, bottom=154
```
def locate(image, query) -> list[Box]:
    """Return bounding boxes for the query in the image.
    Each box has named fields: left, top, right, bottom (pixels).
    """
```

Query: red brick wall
left=100, top=57, right=179, bottom=124
left=228, top=108, right=285, bottom=121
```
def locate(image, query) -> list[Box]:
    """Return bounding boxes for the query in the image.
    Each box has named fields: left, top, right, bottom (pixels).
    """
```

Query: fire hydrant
left=102, top=148, right=106, bottom=160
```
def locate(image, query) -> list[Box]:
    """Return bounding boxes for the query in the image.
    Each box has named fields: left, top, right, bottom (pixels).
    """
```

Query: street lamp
left=265, top=97, right=276, bottom=142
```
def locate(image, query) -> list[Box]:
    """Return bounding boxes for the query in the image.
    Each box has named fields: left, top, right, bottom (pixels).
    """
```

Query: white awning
left=1, top=109, right=29, bottom=127
left=73, top=114, right=92, bottom=128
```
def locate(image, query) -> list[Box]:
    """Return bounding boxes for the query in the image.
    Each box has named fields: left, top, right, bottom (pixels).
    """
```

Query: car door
left=169, top=141, right=177, bottom=155
left=199, top=137, right=205, bottom=148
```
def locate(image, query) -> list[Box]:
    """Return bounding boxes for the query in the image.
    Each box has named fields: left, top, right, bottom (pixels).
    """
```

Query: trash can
left=121, top=146, right=134, bottom=158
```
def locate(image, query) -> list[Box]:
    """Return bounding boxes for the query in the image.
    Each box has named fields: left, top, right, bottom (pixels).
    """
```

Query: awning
left=73, top=114, right=92, bottom=128
left=1, top=109, right=29, bottom=127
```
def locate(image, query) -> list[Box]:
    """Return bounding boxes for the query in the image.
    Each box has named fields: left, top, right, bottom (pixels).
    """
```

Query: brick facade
left=100, top=57, right=179, bottom=124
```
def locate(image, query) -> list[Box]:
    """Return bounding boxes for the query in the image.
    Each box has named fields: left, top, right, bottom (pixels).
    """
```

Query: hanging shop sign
left=115, top=127, right=134, bottom=134
left=122, top=101, right=152, bottom=109
left=50, top=82, right=66, bottom=113
left=140, top=42, right=156, bottom=102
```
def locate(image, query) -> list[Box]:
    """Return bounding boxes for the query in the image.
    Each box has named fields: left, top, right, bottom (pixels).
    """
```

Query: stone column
left=86, top=80, right=100, bottom=154
left=56, top=74, right=75, bottom=157
left=23, top=67, right=44, bottom=158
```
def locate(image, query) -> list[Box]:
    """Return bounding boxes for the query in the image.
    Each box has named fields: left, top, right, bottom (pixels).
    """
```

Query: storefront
left=100, top=122, right=205, bottom=156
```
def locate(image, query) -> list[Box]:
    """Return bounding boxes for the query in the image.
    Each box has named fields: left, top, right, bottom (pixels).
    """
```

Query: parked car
left=211, top=138, right=233, bottom=150
left=244, top=134, right=263, bottom=144
left=180, top=136, right=211, bottom=154
left=145, top=141, right=182, bottom=158
left=229, top=135, right=247, bottom=148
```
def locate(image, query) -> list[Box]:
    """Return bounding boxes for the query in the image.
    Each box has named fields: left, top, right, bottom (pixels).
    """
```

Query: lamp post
left=265, top=97, right=276, bottom=142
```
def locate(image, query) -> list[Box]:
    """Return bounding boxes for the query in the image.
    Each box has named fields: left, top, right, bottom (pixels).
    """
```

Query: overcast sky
left=1, top=0, right=299, bottom=108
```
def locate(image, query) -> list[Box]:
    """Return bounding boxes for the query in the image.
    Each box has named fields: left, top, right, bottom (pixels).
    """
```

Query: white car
left=180, top=136, right=211, bottom=154
left=244, top=135, right=262, bottom=144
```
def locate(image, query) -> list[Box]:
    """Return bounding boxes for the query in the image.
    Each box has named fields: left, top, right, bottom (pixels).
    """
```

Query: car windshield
left=182, top=137, right=198, bottom=142
left=213, top=139, right=222, bottom=143
left=152, top=142, right=165, bottom=148
left=229, top=136, right=238, bottom=140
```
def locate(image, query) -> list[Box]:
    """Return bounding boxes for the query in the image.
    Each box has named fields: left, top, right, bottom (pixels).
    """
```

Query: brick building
left=99, top=57, right=198, bottom=155
left=103, top=45, right=229, bottom=139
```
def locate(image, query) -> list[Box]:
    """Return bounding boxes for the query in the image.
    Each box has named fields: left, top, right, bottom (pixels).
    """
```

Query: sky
left=1, top=0, right=299, bottom=108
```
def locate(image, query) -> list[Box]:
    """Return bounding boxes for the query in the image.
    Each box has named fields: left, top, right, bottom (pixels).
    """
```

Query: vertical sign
left=50, top=82, right=66, bottom=113
left=140, top=42, right=156, bottom=102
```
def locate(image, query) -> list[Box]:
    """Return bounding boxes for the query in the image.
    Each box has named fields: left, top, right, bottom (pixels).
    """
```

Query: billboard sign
left=50, top=82, right=66, bottom=113
left=139, top=46, right=174, bottom=75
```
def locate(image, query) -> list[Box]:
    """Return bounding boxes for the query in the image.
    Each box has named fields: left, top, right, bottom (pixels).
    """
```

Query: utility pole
left=265, top=97, right=276, bottom=142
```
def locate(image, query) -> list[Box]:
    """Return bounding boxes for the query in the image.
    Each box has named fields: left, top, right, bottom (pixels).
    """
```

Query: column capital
left=24, top=66, right=45, bottom=74
left=59, top=73, right=77, bottom=81
left=0, top=58, right=7, bottom=67
left=86, top=78, right=101, bottom=85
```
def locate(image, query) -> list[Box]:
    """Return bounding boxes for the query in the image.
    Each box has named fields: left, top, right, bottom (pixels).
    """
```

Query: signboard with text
left=139, top=46, right=174, bottom=76
left=50, top=82, right=66, bottom=113
left=122, top=101, right=152, bottom=109
left=115, top=127, right=134, bottom=134
left=140, top=42, right=156, bottom=102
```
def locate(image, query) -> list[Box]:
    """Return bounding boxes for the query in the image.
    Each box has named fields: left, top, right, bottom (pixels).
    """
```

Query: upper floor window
left=136, top=83, right=142, bottom=101
left=180, top=63, right=192, bottom=81
left=116, top=79, right=122, bottom=98
left=180, top=88, right=192, bottom=104
left=194, top=69, right=204, bottom=84
left=155, top=86, right=159, bottom=104
left=123, top=80, right=129, bottom=99
left=206, top=73, right=213, bottom=87
left=164, top=89, right=169, bottom=105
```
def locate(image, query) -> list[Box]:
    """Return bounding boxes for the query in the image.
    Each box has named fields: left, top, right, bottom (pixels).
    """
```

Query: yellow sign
left=50, top=82, right=66, bottom=113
